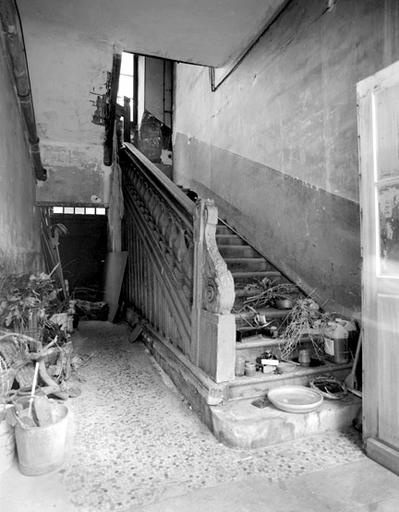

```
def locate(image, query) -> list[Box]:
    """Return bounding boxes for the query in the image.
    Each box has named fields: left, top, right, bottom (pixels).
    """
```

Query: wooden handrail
left=123, top=143, right=195, bottom=217
left=120, top=144, right=236, bottom=383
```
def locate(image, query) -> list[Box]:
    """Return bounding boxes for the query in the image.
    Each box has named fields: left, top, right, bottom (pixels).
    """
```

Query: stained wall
left=174, top=0, right=399, bottom=313
left=20, top=17, right=114, bottom=206
left=0, top=34, right=42, bottom=272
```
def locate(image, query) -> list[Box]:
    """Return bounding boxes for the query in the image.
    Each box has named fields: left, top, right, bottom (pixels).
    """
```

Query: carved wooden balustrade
left=120, top=143, right=236, bottom=383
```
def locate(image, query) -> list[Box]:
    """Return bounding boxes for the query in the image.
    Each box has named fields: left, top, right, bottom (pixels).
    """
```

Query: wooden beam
left=103, top=52, right=121, bottom=166
left=123, top=96, right=131, bottom=142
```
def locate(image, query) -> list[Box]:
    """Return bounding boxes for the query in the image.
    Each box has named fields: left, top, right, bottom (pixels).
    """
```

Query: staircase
left=216, top=220, right=353, bottom=398
left=212, top=220, right=360, bottom=448
left=136, top=176, right=360, bottom=449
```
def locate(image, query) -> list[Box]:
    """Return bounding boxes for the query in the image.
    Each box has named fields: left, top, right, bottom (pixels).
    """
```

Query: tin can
left=244, top=361, right=256, bottom=377
left=235, top=356, right=246, bottom=376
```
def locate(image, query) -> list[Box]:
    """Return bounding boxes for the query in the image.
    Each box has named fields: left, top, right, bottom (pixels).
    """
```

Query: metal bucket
left=14, top=397, right=68, bottom=476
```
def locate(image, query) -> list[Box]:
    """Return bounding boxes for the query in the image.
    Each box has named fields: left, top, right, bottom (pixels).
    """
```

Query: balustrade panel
left=120, top=143, right=236, bottom=381
left=122, top=147, right=194, bottom=357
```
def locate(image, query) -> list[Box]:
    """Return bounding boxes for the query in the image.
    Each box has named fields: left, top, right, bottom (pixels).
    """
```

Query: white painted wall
left=18, top=0, right=287, bottom=68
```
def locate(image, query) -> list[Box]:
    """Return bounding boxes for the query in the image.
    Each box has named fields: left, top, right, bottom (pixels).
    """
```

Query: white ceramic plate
left=268, top=385, right=323, bottom=413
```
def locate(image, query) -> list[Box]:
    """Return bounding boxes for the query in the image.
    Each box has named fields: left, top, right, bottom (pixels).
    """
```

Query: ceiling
left=17, top=0, right=287, bottom=67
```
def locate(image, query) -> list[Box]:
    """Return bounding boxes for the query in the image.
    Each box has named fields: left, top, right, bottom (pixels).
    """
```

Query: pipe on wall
left=0, top=0, right=47, bottom=180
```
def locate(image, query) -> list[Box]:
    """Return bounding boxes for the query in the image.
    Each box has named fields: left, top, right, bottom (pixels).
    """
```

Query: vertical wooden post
left=104, top=53, right=121, bottom=166
left=123, top=96, right=131, bottom=142
left=191, top=200, right=205, bottom=365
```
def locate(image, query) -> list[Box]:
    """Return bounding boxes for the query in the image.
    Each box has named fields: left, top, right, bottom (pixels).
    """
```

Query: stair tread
left=235, top=279, right=285, bottom=297
left=225, top=257, right=265, bottom=262
left=229, top=361, right=352, bottom=388
left=219, top=244, right=253, bottom=247
left=235, top=307, right=289, bottom=320
left=219, top=246, right=259, bottom=258
left=236, top=335, right=281, bottom=349
left=219, top=245, right=258, bottom=252
left=232, top=271, right=280, bottom=278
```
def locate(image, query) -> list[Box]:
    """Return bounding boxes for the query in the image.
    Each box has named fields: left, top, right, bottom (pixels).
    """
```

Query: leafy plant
left=0, top=270, right=66, bottom=333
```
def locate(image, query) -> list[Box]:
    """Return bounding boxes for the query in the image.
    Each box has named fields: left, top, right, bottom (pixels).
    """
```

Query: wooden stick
left=28, top=361, right=39, bottom=419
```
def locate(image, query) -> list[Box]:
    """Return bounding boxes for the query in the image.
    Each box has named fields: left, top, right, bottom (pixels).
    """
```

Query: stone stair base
left=210, top=394, right=362, bottom=449
left=143, top=330, right=359, bottom=451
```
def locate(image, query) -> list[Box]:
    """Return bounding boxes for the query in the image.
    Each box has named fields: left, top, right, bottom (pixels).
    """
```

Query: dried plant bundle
left=278, top=297, right=325, bottom=359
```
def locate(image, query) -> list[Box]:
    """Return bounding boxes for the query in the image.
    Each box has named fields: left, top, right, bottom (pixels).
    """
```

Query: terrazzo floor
left=0, top=321, right=372, bottom=511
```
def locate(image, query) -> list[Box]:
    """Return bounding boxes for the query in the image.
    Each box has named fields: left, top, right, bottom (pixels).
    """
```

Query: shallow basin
left=267, top=385, right=323, bottom=413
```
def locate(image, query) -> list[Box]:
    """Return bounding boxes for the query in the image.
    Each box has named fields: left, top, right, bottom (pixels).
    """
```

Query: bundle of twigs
left=243, top=280, right=298, bottom=309
left=278, top=297, right=325, bottom=360
left=245, top=284, right=298, bottom=308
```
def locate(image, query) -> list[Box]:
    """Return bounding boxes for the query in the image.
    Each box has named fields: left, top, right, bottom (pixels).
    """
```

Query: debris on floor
left=74, top=299, right=109, bottom=321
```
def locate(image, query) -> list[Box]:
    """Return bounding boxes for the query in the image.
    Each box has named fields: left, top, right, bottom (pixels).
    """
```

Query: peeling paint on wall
left=36, top=142, right=111, bottom=205
left=19, top=16, right=114, bottom=205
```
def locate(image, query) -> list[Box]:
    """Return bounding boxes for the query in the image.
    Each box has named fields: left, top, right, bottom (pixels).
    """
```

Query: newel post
left=191, top=199, right=236, bottom=383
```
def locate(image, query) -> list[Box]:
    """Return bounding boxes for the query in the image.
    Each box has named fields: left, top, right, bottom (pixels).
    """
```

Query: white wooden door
left=358, top=60, right=399, bottom=474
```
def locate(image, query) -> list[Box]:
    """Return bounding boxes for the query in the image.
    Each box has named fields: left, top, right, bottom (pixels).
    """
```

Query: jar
left=298, top=348, right=311, bottom=366
left=235, top=356, right=246, bottom=377
left=244, top=361, right=256, bottom=377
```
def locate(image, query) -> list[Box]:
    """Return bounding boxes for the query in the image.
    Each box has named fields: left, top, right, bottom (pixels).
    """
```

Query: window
left=51, top=206, right=107, bottom=216
left=117, top=51, right=134, bottom=121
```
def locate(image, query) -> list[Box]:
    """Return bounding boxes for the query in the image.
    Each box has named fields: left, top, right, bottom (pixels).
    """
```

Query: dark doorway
left=50, top=207, right=108, bottom=299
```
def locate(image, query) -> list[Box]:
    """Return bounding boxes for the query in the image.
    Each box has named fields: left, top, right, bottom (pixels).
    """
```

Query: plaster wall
left=21, top=17, right=113, bottom=205
left=18, top=0, right=287, bottom=68
left=174, top=0, right=399, bottom=313
left=0, top=36, right=42, bottom=272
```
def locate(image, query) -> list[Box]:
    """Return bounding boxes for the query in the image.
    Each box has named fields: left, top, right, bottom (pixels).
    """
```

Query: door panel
left=375, top=84, right=399, bottom=180
left=377, top=294, right=399, bottom=447
left=378, top=184, right=399, bottom=275
left=358, top=59, right=399, bottom=474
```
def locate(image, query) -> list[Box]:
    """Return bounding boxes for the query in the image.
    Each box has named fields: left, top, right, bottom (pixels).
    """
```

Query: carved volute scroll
left=197, top=200, right=235, bottom=314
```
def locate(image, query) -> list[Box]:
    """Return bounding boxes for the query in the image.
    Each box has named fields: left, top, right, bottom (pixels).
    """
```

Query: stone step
left=226, top=258, right=273, bottom=272
left=235, top=307, right=289, bottom=327
left=218, top=245, right=260, bottom=258
left=216, top=224, right=233, bottom=235
left=236, top=326, right=282, bottom=342
left=210, top=389, right=361, bottom=449
left=236, top=334, right=281, bottom=359
left=232, top=271, right=282, bottom=284
left=216, top=234, right=246, bottom=246
left=235, top=333, right=327, bottom=365
left=234, top=275, right=286, bottom=297
left=227, top=361, right=353, bottom=401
